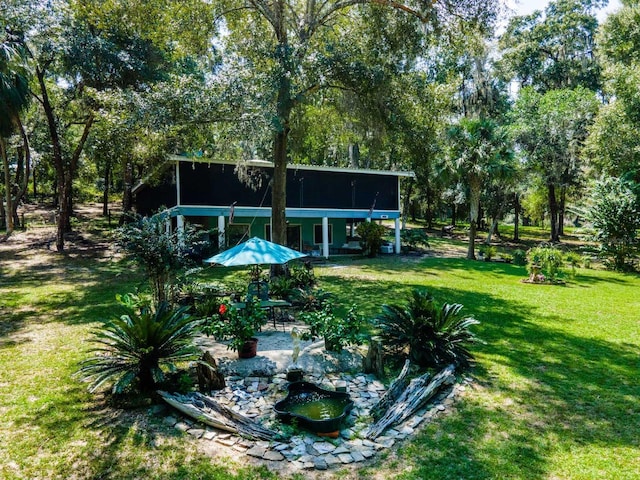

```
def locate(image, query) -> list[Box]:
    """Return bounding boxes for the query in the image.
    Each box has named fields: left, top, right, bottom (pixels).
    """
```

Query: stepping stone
left=312, top=442, right=336, bottom=454
left=350, top=450, right=366, bottom=462
left=332, top=446, right=350, bottom=455
left=338, top=453, right=354, bottom=464
left=263, top=450, right=285, bottom=461
left=361, top=449, right=375, bottom=459
left=313, top=458, right=328, bottom=470
left=290, top=444, right=307, bottom=456
left=187, top=428, right=204, bottom=438
left=163, top=416, right=178, bottom=426
left=323, top=454, right=341, bottom=466
left=174, top=422, right=190, bottom=432
left=246, top=446, right=267, bottom=458
left=217, top=437, right=238, bottom=447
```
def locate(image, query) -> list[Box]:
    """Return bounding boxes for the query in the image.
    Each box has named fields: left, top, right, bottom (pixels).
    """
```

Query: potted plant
left=300, top=301, right=367, bottom=352
left=203, top=299, right=268, bottom=358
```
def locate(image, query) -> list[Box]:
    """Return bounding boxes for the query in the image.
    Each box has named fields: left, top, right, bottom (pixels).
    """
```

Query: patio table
left=231, top=299, right=292, bottom=328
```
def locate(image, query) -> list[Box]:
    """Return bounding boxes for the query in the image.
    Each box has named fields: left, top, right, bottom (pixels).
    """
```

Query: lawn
left=1, top=226, right=638, bottom=479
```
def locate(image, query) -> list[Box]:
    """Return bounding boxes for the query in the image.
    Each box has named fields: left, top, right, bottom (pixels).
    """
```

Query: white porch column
left=218, top=215, right=226, bottom=249
left=322, top=216, right=329, bottom=258
left=176, top=214, right=185, bottom=246
left=395, top=217, right=401, bottom=254
left=165, top=218, right=171, bottom=234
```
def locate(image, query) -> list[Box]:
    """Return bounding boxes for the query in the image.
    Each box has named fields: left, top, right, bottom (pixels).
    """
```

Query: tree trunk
left=196, top=351, right=226, bottom=392
left=451, top=202, right=457, bottom=226
left=402, top=180, right=414, bottom=230
left=547, top=183, right=560, bottom=242
left=12, top=118, right=31, bottom=224
left=0, top=194, right=5, bottom=230
left=485, top=216, right=499, bottom=244
left=271, top=15, right=292, bottom=247
left=122, top=158, right=133, bottom=221
left=363, top=336, right=386, bottom=378
left=371, top=359, right=411, bottom=420
left=513, top=192, right=520, bottom=242
left=103, top=159, right=111, bottom=217
left=36, top=65, right=94, bottom=251
left=1, top=137, right=14, bottom=234
left=467, top=178, right=481, bottom=260
left=366, top=364, right=456, bottom=439
left=348, top=143, right=359, bottom=168
left=272, top=128, right=288, bottom=245
left=558, top=185, right=566, bottom=236
left=32, top=162, right=37, bottom=198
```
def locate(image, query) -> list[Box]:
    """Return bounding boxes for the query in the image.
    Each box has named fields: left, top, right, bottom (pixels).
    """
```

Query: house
left=133, top=155, right=413, bottom=257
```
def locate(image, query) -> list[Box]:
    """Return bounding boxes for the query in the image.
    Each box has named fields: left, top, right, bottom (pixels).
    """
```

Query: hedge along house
left=133, top=155, right=414, bottom=258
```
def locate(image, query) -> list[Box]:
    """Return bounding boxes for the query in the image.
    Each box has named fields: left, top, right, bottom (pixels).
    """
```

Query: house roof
left=169, top=154, right=415, bottom=178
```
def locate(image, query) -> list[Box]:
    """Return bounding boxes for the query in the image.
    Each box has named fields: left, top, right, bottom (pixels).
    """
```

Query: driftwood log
left=196, top=351, right=226, bottom=392
left=366, top=364, right=456, bottom=440
left=370, top=359, right=412, bottom=421
left=158, top=391, right=279, bottom=441
left=363, top=336, right=385, bottom=378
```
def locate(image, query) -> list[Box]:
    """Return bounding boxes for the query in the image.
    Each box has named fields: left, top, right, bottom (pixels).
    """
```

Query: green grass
left=321, top=257, right=640, bottom=479
left=1, top=230, right=639, bottom=479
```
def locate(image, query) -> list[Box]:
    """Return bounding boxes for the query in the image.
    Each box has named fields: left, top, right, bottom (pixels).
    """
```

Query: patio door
left=265, top=224, right=301, bottom=251
left=286, top=225, right=301, bottom=251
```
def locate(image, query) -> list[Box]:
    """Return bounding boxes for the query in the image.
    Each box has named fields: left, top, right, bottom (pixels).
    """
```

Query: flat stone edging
left=161, top=371, right=471, bottom=471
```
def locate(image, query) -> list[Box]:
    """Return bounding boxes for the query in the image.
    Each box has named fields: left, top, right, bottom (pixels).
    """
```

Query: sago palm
left=375, top=289, right=480, bottom=369
left=79, top=295, right=202, bottom=394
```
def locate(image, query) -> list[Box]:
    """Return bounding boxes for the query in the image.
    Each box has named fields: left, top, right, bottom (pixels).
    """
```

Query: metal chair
left=247, top=280, right=269, bottom=301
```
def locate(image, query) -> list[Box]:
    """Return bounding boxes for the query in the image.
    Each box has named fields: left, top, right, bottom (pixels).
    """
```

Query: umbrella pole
left=251, top=265, right=261, bottom=281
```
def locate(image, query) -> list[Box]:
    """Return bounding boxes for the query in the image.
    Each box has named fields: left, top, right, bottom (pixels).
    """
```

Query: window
left=313, top=224, right=333, bottom=245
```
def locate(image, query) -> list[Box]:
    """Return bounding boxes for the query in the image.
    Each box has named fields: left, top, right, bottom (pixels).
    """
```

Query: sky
left=506, top=0, right=622, bottom=22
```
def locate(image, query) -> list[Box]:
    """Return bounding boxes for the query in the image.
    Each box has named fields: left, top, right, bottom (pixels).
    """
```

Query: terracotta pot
left=238, top=338, right=258, bottom=359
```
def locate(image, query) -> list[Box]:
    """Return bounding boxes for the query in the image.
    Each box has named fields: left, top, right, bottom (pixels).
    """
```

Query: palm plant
left=375, top=289, right=480, bottom=369
left=290, top=287, right=334, bottom=311
left=79, top=294, right=202, bottom=394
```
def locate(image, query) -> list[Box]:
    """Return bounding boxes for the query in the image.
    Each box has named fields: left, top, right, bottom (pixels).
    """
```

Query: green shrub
left=478, top=244, right=497, bottom=261
left=590, top=177, right=640, bottom=271
left=117, top=213, right=200, bottom=306
left=374, top=289, right=479, bottom=369
left=79, top=294, right=202, bottom=394
left=500, top=253, right=513, bottom=263
left=400, top=229, right=430, bottom=251
left=564, top=251, right=582, bottom=277
left=356, top=222, right=387, bottom=257
left=288, top=261, right=316, bottom=288
left=268, top=275, right=296, bottom=300
left=202, top=299, right=267, bottom=352
left=290, top=287, right=334, bottom=311
left=300, top=301, right=367, bottom=352
left=526, top=245, right=565, bottom=282
left=512, top=249, right=527, bottom=265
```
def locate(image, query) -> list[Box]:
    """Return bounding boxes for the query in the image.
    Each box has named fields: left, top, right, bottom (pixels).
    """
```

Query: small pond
left=274, top=381, right=354, bottom=434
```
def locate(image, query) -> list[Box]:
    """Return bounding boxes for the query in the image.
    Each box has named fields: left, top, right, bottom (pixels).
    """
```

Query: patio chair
left=247, top=280, right=269, bottom=301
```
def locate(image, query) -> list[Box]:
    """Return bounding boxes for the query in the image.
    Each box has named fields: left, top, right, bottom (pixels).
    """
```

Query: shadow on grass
left=0, top=254, right=144, bottom=347
left=382, top=285, right=640, bottom=479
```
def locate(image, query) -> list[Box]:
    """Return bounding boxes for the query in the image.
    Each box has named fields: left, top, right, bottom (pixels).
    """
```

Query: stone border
left=161, top=371, right=470, bottom=471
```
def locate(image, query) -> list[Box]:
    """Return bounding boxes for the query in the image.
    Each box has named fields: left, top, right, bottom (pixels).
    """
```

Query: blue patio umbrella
left=204, top=237, right=307, bottom=266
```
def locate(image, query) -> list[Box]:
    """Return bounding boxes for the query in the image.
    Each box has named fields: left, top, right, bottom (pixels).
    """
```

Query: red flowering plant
left=202, top=299, right=267, bottom=352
